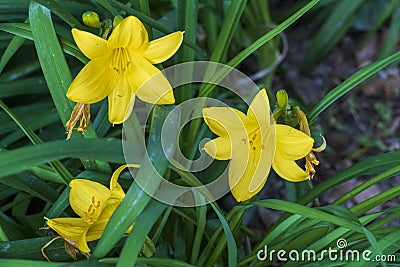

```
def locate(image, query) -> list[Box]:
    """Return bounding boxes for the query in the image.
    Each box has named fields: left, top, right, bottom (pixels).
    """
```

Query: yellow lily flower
left=66, top=16, right=184, bottom=124
left=45, top=164, right=138, bottom=256
left=202, top=89, right=314, bottom=202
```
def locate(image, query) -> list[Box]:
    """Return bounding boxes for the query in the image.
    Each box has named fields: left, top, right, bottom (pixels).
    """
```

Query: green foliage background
left=0, top=0, right=399, bottom=266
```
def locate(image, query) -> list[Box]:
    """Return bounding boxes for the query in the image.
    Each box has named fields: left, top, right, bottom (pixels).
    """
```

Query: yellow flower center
left=242, top=131, right=265, bottom=152
left=83, top=195, right=101, bottom=223
left=111, top=48, right=131, bottom=74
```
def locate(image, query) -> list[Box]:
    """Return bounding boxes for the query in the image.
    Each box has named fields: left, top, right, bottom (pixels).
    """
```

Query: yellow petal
left=109, top=164, right=140, bottom=198
left=275, top=124, right=314, bottom=160
left=203, top=137, right=232, bottom=160
left=107, top=73, right=136, bottom=124
left=85, top=207, right=118, bottom=242
left=247, top=89, right=271, bottom=126
left=228, top=128, right=274, bottom=202
left=108, top=16, right=148, bottom=50
left=66, top=57, right=116, bottom=103
left=76, top=228, right=91, bottom=253
left=69, top=179, right=111, bottom=221
left=272, top=154, right=309, bottom=182
left=71, top=28, right=108, bottom=59
left=202, top=107, right=255, bottom=138
left=142, top=31, right=184, bottom=64
left=85, top=218, right=108, bottom=242
left=46, top=217, right=89, bottom=243
left=131, top=54, right=175, bottom=105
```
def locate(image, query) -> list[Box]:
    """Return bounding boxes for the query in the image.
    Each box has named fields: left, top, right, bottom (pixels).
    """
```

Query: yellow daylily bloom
left=45, top=164, right=139, bottom=257
left=202, top=89, right=314, bottom=202
left=66, top=16, right=184, bottom=124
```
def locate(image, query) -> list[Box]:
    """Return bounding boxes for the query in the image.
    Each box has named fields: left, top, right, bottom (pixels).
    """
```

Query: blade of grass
left=376, top=2, right=400, bottom=59
left=208, top=201, right=237, bottom=267
left=302, top=0, right=365, bottom=69
left=199, top=0, right=320, bottom=98
left=117, top=200, right=167, bottom=267
left=102, top=257, right=196, bottom=267
left=32, top=0, right=84, bottom=28
left=29, top=2, right=73, bottom=124
left=209, top=0, right=247, bottom=63
left=45, top=186, right=70, bottom=218
left=0, top=22, right=88, bottom=64
left=333, top=164, right=400, bottom=204
left=0, top=34, right=25, bottom=74
left=175, top=0, right=197, bottom=103
left=0, top=99, right=73, bottom=184
left=0, top=138, right=125, bottom=179
left=297, top=151, right=400, bottom=206
left=308, top=50, right=400, bottom=122
left=190, top=195, right=207, bottom=264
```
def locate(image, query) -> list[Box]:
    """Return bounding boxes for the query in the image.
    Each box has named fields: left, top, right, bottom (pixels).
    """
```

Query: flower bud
left=113, top=15, right=124, bottom=28
left=276, top=89, right=288, bottom=110
left=141, top=236, right=156, bottom=257
left=82, top=11, right=101, bottom=28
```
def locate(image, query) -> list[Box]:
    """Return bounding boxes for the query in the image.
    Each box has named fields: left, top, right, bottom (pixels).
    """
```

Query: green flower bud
left=113, top=15, right=124, bottom=28
left=276, top=89, right=288, bottom=110
left=82, top=11, right=101, bottom=28
left=141, top=236, right=156, bottom=257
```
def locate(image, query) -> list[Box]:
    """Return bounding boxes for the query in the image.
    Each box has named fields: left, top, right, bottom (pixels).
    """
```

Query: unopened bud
left=276, top=89, right=288, bottom=110
left=141, top=236, right=156, bottom=257
left=113, top=15, right=124, bottom=28
left=82, top=11, right=101, bottom=28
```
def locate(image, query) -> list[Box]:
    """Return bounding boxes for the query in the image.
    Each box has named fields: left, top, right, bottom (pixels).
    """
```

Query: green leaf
left=209, top=0, right=247, bottom=63
left=116, top=200, right=167, bottom=266
left=0, top=34, right=25, bottom=74
left=199, top=0, right=321, bottom=97
left=302, top=0, right=365, bottom=68
left=297, top=151, right=400, bottom=206
left=0, top=236, right=69, bottom=261
left=251, top=199, right=363, bottom=233
left=377, top=2, right=400, bottom=59
left=0, top=22, right=88, bottom=64
left=1, top=173, right=59, bottom=203
left=0, top=77, right=47, bottom=98
left=308, top=50, right=400, bottom=122
left=0, top=139, right=125, bottom=179
left=0, top=259, right=62, bottom=267
left=102, top=257, right=196, bottom=267
left=32, top=0, right=84, bottom=28
left=210, top=202, right=237, bottom=267
left=334, top=164, right=400, bottom=205
left=29, top=2, right=74, bottom=124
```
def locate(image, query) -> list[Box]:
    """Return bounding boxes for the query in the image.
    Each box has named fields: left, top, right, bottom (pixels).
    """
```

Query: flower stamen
left=66, top=102, right=90, bottom=140
left=111, top=48, right=131, bottom=74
